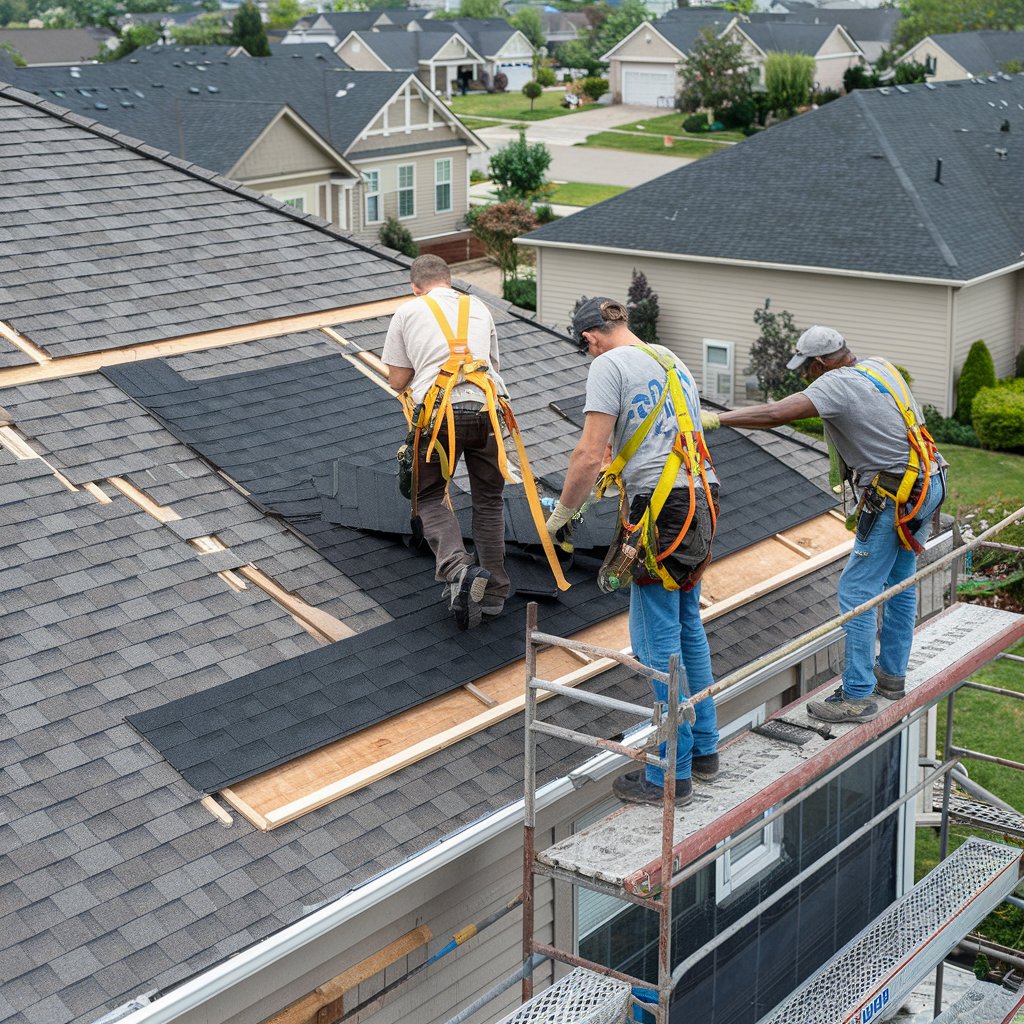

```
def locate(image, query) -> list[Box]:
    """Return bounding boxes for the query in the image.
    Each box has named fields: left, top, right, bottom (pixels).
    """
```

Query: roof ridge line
left=851, top=89, right=958, bottom=270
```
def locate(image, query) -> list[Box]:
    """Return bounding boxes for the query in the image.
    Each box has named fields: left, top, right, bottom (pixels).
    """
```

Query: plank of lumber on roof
left=222, top=513, right=851, bottom=829
left=0, top=320, right=49, bottom=364
left=0, top=298, right=411, bottom=386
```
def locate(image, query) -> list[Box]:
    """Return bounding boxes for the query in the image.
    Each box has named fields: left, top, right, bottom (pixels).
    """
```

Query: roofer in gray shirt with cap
left=545, top=297, right=721, bottom=807
left=707, top=326, right=947, bottom=725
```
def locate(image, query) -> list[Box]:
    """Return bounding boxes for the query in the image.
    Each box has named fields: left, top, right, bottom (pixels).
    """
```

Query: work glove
left=700, top=411, right=721, bottom=431
left=545, top=501, right=577, bottom=537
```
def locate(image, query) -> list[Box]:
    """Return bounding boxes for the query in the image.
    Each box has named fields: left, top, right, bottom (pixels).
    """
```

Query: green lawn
left=914, top=637, right=1024, bottom=949
left=613, top=112, right=746, bottom=143
left=547, top=182, right=628, bottom=207
left=460, top=116, right=525, bottom=131
left=448, top=89, right=582, bottom=123
left=942, top=444, right=1024, bottom=508
left=579, top=131, right=724, bottom=159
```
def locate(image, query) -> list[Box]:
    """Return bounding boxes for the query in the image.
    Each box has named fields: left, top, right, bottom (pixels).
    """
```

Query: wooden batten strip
left=0, top=424, right=39, bottom=460
left=355, top=349, right=390, bottom=376
left=200, top=795, right=233, bottom=828
left=263, top=925, right=432, bottom=1024
left=0, top=320, right=50, bottom=364
left=773, top=533, right=813, bottom=558
left=108, top=476, right=182, bottom=523
left=463, top=682, right=498, bottom=708
left=237, top=565, right=355, bottom=643
left=342, top=353, right=396, bottom=397
left=82, top=481, right=113, bottom=505
left=0, top=297, right=412, bottom=387
left=319, top=326, right=350, bottom=347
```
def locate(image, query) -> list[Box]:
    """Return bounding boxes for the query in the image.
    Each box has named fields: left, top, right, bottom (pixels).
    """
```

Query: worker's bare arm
left=719, top=393, right=818, bottom=429
left=559, top=412, right=617, bottom=510
left=387, top=365, right=414, bottom=392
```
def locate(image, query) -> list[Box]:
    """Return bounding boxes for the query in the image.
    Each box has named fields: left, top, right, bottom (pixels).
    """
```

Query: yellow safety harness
left=853, top=359, right=939, bottom=553
left=594, top=344, right=717, bottom=591
left=399, top=294, right=571, bottom=592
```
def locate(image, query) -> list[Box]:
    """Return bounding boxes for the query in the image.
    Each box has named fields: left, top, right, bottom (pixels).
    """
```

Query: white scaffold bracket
left=494, top=968, right=632, bottom=1024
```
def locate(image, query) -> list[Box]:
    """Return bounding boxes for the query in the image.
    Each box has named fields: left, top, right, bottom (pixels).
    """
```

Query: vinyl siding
left=351, top=148, right=468, bottom=241
left=348, top=91, right=465, bottom=157
left=898, top=39, right=971, bottom=81
left=231, top=116, right=342, bottom=181
left=337, top=36, right=391, bottom=70
left=611, top=25, right=682, bottom=60
left=534, top=247, right=956, bottom=411
left=953, top=272, right=1022, bottom=384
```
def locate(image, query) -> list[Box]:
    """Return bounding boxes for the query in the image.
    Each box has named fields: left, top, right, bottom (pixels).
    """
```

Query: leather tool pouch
left=396, top=430, right=415, bottom=500
left=856, top=487, right=886, bottom=542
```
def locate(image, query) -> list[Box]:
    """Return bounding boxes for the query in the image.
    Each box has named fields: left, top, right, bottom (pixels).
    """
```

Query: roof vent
left=988, top=101, right=996, bottom=107
left=896, top=84, right=908, bottom=94
left=70, top=68, right=81, bottom=78
left=207, top=85, right=219, bottom=93
left=173, top=62, right=182, bottom=67
left=120, top=100, right=134, bottom=107
left=925, top=82, right=936, bottom=90
left=878, top=86, right=890, bottom=95
left=129, top=57, right=138, bottom=63
left=336, top=88, right=347, bottom=97
left=152, top=82, right=163, bottom=88
left=995, top=147, right=1007, bottom=160
left=188, top=86, right=200, bottom=94
left=95, top=101, right=108, bottom=110
left=1001, top=119, right=1010, bottom=132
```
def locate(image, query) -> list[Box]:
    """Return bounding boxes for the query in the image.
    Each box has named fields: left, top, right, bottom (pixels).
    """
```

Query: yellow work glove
left=545, top=501, right=577, bottom=536
left=700, top=410, right=721, bottom=431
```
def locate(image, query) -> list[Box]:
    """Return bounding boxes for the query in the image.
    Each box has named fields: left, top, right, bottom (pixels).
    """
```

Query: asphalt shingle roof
left=0, top=82, right=841, bottom=1024
left=524, top=75, right=1024, bottom=282
left=927, top=30, right=1024, bottom=76
left=650, top=11, right=736, bottom=55
left=741, top=21, right=834, bottom=56
left=11, top=54, right=414, bottom=171
left=0, top=83, right=411, bottom=358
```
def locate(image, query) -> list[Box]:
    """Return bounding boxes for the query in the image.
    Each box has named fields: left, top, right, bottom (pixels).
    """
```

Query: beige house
left=14, top=50, right=484, bottom=246
left=520, top=78, right=1024, bottom=414
left=601, top=10, right=864, bottom=106
left=897, top=30, right=1024, bottom=81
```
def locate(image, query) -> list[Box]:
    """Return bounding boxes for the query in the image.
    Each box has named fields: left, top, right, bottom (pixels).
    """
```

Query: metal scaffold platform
left=931, top=981, right=1024, bottom=1024
left=946, top=795, right=1024, bottom=843
left=756, top=837, right=1023, bottom=1024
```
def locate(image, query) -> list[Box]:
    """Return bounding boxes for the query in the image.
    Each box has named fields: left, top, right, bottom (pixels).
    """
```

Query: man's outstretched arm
left=547, top=412, right=616, bottom=531
left=717, top=392, right=819, bottom=430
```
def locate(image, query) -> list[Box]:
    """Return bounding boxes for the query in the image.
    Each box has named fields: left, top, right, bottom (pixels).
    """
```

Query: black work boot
left=691, top=753, right=720, bottom=782
left=612, top=771, right=693, bottom=806
left=872, top=665, right=906, bottom=701
left=447, top=565, right=490, bottom=630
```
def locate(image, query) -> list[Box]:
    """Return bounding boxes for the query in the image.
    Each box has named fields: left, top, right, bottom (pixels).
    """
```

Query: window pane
left=282, top=197, right=304, bottom=211
left=436, top=158, right=451, bottom=184
left=366, top=195, right=379, bottom=222
left=398, top=165, right=414, bottom=188
left=706, top=345, right=729, bottom=366
left=399, top=190, right=414, bottom=217
left=436, top=182, right=451, bottom=212
left=365, top=171, right=378, bottom=192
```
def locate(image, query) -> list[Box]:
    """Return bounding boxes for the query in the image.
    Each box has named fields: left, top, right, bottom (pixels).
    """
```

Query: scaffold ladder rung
left=755, top=837, right=1022, bottom=1024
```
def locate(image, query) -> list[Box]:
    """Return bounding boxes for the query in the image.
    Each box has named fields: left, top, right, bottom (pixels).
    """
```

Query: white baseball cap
left=786, top=325, right=847, bottom=371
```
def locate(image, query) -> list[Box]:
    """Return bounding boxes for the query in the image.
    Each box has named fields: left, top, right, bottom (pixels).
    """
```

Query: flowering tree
left=467, top=201, right=538, bottom=284
left=627, top=267, right=659, bottom=345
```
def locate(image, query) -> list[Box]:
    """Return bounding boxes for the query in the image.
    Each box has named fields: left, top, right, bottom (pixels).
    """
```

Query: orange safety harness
left=399, top=294, right=571, bottom=591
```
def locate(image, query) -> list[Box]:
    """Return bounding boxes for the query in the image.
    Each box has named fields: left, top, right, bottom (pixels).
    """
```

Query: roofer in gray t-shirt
left=711, top=326, right=946, bottom=726
left=545, top=297, right=721, bottom=809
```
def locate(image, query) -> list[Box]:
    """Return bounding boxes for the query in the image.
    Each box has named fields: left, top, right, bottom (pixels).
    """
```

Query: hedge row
left=972, top=378, right=1024, bottom=451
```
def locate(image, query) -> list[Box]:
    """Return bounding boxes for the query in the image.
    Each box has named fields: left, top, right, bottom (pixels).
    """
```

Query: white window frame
left=397, top=163, right=416, bottom=219
left=364, top=169, right=381, bottom=224
left=434, top=157, right=452, bottom=213
left=702, top=338, right=735, bottom=405
left=272, top=188, right=308, bottom=213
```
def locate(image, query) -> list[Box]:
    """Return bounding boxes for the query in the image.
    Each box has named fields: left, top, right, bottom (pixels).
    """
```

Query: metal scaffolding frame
left=516, top=505, right=1024, bottom=1024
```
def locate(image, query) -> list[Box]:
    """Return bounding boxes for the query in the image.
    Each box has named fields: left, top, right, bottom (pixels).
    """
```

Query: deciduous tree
left=232, top=0, right=269, bottom=56
left=746, top=301, right=802, bottom=401
left=488, top=128, right=552, bottom=201
left=678, top=25, right=750, bottom=112
left=511, top=5, right=545, bottom=49
left=594, top=0, right=649, bottom=57
left=466, top=201, right=538, bottom=284
left=101, top=20, right=160, bottom=60
left=522, top=79, right=543, bottom=110
left=891, top=0, right=1024, bottom=55
left=457, top=0, right=502, bottom=18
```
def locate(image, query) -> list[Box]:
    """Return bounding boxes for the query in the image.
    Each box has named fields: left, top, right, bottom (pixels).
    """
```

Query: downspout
left=946, top=283, right=957, bottom=417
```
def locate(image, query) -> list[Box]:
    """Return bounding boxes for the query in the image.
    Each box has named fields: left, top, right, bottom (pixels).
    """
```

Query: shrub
left=466, top=200, right=538, bottom=284
left=956, top=339, right=997, bottom=424
left=522, top=80, right=543, bottom=110
left=469, top=169, right=489, bottom=184
left=790, top=416, right=824, bottom=439
left=627, top=268, right=659, bottom=345
left=682, top=112, right=708, bottom=134
left=503, top=277, right=536, bottom=311
left=378, top=216, right=418, bottom=258
left=493, top=71, right=508, bottom=92
left=533, top=204, right=558, bottom=223
left=923, top=404, right=980, bottom=448
left=764, top=51, right=815, bottom=115
left=1016, top=347, right=1024, bottom=378
left=811, top=87, right=841, bottom=106
left=972, top=379, right=1024, bottom=450
left=843, top=65, right=878, bottom=92
left=488, top=128, right=552, bottom=202
left=579, top=76, right=608, bottom=102
left=536, top=65, right=557, bottom=87
left=713, top=98, right=754, bottom=129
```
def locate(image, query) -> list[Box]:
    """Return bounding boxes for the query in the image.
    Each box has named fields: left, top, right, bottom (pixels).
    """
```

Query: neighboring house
left=750, top=7, right=903, bottom=66
left=521, top=77, right=1024, bottom=414
left=281, top=8, right=432, bottom=46
left=602, top=11, right=865, bottom=104
left=600, top=10, right=738, bottom=107
left=0, top=27, right=114, bottom=65
left=13, top=47, right=485, bottom=246
left=734, top=19, right=865, bottom=92
left=539, top=9, right=590, bottom=47
left=295, top=11, right=537, bottom=93
left=897, top=30, right=1024, bottom=81
left=2, top=75, right=994, bottom=1024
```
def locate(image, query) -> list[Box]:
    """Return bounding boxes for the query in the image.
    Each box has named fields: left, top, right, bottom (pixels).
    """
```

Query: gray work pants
left=416, top=408, right=510, bottom=599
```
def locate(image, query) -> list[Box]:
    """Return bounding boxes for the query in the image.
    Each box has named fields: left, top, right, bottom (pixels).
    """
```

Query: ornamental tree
left=232, top=0, right=270, bottom=56
left=746, top=301, right=802, bottom=401
left=488, top=128, right=552, bottom=202
left=678, top=25, right=751, bottom=113
left=627, top=268, right=659, bottom=345
left=466, top=201, right=538, bottom=284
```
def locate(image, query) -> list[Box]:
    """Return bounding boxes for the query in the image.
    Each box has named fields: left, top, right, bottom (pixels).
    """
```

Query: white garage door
left=623, top=68, right=674, bottom=107
left=498, top=62, right=533, bottom=91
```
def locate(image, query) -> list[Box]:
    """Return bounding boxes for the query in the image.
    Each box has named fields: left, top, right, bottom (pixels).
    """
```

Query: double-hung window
left=364, top=170, right=381, bottom=224
left=435, top=158, right=452, bottom=213
left=397, top=164, right=415, bottom=218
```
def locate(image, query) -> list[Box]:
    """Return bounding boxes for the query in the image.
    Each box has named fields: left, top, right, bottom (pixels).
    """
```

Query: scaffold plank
left=931, top=981, right=1024, bottom=1024
left=537, top=604, right=1024, bottom=896
left=756, top=837, right=1022, bottom=1024
left=494, top=967, right=631, bottom=1024
left=944, top=795, right=1024, bottom=842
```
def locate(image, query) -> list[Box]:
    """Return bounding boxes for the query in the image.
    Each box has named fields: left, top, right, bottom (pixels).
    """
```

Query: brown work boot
left=807, top=686, right=879, bottom=724
left=872, top=665, right=906, bottom=701
left=612, top=771, right=693, bottom=806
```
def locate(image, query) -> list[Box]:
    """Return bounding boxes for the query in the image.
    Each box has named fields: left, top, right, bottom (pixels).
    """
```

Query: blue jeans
left=628, top=581, right=719, bottom=785
left=838, top=473, right=946, bottom=699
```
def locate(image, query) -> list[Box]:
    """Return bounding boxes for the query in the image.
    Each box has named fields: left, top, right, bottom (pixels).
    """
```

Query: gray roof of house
left=0, top=28, right=114, bottom=65
left=347, top=27, right=473, bottom=67
left=0, top=81, right=840, bottom=1024
left=748, top=8, right=902, bottom=46
left=320, top=7, right=431, bottom=34
left=11, top=50, right=415, bottom=169
left=926, top=30, right=1024, bottom=76
left=741, top=20, right=836, bottom=56
left=0, top=82, right=411, bottom=357
left=652, top=9, right=737, bottom=54
left=524, top=75, right=1024, bottom=282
